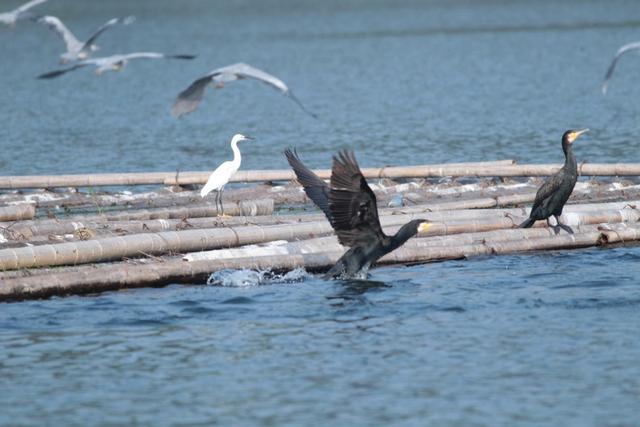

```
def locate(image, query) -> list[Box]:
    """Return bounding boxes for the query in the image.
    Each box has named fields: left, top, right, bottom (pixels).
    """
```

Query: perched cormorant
left=518, top=129, right=589, bottom=233
left=285, top=148, right=430, bottom=279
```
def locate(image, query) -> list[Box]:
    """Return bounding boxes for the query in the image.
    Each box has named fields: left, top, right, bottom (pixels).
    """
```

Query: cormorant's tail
left=518, top=218, right=535, bottom=228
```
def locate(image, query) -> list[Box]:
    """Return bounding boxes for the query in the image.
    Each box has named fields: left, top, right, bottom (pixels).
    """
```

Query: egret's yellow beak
left=568, top=128, right=589, bottom=143
left=418, top=222, right=431, bottom=233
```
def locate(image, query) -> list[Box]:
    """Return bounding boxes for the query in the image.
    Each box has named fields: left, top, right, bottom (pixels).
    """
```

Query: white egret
left=602, top=41, right=640, bottom=94
left=201, top=134, right=253, bottom=216
left=0, top=0, right=47, bottom=27
left=36, top=15, right=135, bottom=64
left=37, top=52, right=196, bottom=78
left=171, top=62, right=316, bottom=118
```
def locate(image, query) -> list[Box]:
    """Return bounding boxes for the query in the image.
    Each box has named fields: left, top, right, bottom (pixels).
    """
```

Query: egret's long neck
left=231, top=139, right=242, bottom=168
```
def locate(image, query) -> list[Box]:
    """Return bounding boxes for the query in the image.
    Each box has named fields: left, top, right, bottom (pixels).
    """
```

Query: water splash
left=206, top=267, right=310, bottom=287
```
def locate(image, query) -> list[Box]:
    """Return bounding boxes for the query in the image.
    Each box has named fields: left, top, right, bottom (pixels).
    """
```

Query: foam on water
left=206, top=267, right=311, bottom=287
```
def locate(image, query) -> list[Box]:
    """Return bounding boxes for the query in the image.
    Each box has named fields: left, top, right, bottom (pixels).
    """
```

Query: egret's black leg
left=219, top=187, right=225, bottom=216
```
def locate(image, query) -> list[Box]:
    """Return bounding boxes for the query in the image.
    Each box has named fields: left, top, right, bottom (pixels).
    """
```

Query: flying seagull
left=602, top=41, right=640, bottom=94
left=0, top=0, right=47, bottom=27
left=285, top=148, right=430, bottom=279
left=37, top=52, right=196, bottom=79
left=201, top=134, right=253, bottom=216
left=36, top=15, right=135, bottom=63
left=171, top=62, right=316, bottom=118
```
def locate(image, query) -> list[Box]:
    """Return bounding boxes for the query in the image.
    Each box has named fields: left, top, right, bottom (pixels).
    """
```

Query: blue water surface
left=1, top=0, right=640, bottom=425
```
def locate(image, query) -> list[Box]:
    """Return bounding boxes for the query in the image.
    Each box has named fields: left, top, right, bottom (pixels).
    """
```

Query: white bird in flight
left=0, top=0, right=47, bottom=27
left=171, top=62, right=316, bottom=118
left=201, top=133, right=253, bottom=216
left=37, top=52, right=196, bottom=79
left=602, top=41, right=640, bottom=94
left=36, top=15, right=135, bottom=64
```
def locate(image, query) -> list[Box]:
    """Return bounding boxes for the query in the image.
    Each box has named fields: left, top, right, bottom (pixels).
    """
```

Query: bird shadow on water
left=325, top=278, right=391, bottom=306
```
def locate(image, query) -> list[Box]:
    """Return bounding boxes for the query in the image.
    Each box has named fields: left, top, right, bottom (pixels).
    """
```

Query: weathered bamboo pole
left=0, top=160, right=515, bottom=189
left=2, top=202, right=639, bottom=270
left=3, top=198, right=640, bottom=245
left=7, top=161, right=640, bottom=190
left=0, top=204, right=35, bottom=222
left=0, top=221, right=332, bottom=270
left=32, top=199, right=274, bottom=223
left=5, top=179, right=541, bottom=210
left=5, top=222, right=640, bottom=301
left=183, top=210, right=640, bottom=262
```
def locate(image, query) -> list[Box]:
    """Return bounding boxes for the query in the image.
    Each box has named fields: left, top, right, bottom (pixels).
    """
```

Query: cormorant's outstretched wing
left=79, top=16, right=135, bottom=54
left=284, top=148, right=331, bottom=219
left=602, top=41, right=640, bottom=94
left=530, top=172, right=563, bottom=214
left=329, top=150, right=385, bottom=247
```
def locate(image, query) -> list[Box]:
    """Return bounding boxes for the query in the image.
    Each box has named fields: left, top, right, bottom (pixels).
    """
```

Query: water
left=2, top=0, right=640, bottom=425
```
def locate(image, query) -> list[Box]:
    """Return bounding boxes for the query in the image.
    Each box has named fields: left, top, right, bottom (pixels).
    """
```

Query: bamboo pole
left=5, top=178, right=542, bottom=210
left=8, top=160, right=640, bottom=190
left=2, top=202, right=639, bottom=270
left=5, top=222, right=640, bottom=301
left=0, top=204, right=35, bottom=222
left=33, top=199, right=274, bottom=223
left=3, top=198, right=640, bottom=245
left=0, top=160, right=515, bottom=189
left=183, top=210, right=640, bottom=262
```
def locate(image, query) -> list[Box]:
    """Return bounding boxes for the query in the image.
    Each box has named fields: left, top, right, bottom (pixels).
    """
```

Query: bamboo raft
left=1, top=159, right=640, bottom=301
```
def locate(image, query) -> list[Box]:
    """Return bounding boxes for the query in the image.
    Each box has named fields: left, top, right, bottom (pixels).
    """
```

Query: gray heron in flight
left=201, top=133, right=253, bottom=216
left=36, top=15, right=135, bottom=64
left=0, top=0, right=47, bottom=27
left=602, top=41, right=640, bottom=94
left=171, top=62, right=316, bottom=118
left=37, top=52, right=196, bottom=79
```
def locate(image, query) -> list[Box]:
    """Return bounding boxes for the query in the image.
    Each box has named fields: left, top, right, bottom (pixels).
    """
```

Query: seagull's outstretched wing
left=284, top=148, right=331, bottom=220
left=602, top=41, right=640, bottom=94
left=2, top=0, right=47, bottom=24
left=37, top=15, right=81, bottom=52
left=329, top=150, right=385, bottom=248
left=79, top=16, right=135, bottom=54
left=121, top=52, right=196, bottom=61
left=37, top=62, right=91, bottom=79
left=172, top=62, right=316, bottom=118
left=227, top=63, right=317, bottom=118
left=15, top=0, right=48, bottom=14
left=171, top=75, right=212, bottom=117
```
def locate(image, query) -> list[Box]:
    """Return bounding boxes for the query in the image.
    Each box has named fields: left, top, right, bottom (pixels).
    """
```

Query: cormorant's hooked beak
left=417, top=222, right=431, bottom=233
left=568, top=128, right=589, bottom=144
